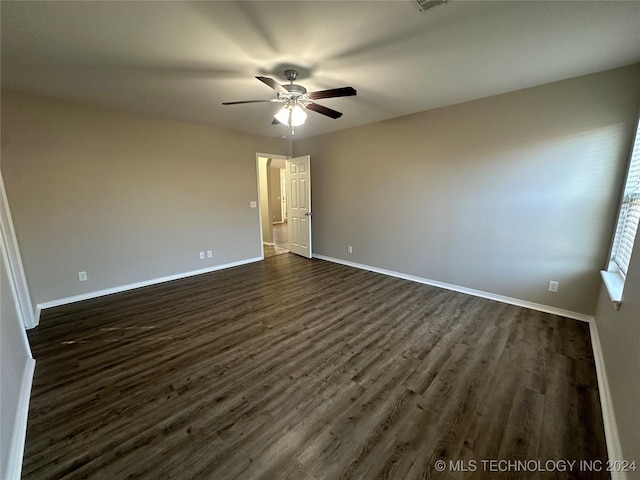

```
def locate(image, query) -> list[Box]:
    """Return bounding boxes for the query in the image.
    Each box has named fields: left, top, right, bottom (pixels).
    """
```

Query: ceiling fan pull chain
left=289, top=108, right=295, bottom=135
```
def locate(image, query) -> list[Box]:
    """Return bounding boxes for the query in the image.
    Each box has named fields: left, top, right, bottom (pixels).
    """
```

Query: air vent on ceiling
left=412, top=0, right=447, bottom=13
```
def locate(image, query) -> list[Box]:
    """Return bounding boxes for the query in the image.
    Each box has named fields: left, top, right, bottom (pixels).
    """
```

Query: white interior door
left=286, top=155, right=312, bottom=258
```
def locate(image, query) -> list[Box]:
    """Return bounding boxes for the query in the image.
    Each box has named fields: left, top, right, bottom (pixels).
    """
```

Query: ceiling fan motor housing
left=284, top=69, right=299, bottom=81
left=283, top=84, right=307, bottom=97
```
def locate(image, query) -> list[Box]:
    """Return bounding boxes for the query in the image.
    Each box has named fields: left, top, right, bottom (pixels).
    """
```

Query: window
left=602, top=115, right=640, bottom=308
left=611, top=120, right=640, bottom=276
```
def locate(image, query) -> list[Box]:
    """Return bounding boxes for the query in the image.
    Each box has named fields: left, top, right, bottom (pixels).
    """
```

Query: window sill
left=600, top=270, right=624, bottom=310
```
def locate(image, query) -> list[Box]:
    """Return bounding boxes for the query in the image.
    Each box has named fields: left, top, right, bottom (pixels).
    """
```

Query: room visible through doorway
left=257, top=156, right=289, bottom=258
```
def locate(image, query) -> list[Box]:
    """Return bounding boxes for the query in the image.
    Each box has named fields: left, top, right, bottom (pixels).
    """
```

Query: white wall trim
left=313, top=254, right=594, bottom=323
left=4, top=358, right=36, bottom=480
left=588, top=320, right=626, bottom=480
left=36, top=257, right=263, bottom=313
left=600, top=270, right=623, bottom=310
left=34, top=306, right=42, bottom=327
left=0, top=171, right=36, bottom=329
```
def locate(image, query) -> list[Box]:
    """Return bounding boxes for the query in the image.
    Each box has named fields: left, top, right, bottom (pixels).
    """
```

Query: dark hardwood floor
left=263, top=244, right=289, bottom=258
left=273, top=221, right=288, bottom=248
left=23, top=254, right=609, bottom=479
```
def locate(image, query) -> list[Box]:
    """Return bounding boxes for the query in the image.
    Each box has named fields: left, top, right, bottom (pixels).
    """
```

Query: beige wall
left=1, top=90, right=289, bottom=306
left=293, top=65, right=640, bottom=315
left=593, top=194, right=640, bottom=469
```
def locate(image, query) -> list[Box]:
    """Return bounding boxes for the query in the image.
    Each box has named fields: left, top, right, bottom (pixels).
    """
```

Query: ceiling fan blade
left=306, top=102, right=343, bottom=119
left=307, top=86, right=357, bottom=100
left=256, top=76, right=289, bottom=95
left=272, top=118, right=282, bottom=125
left=222, top=99, right=282, bottom=105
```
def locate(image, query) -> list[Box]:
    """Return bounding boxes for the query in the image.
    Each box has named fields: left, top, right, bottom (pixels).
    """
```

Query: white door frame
left=0, top=170, right=36, bottom=329
left=255, top=152, right=290, bottom=259
left=280, top=168, right=287, bottom=222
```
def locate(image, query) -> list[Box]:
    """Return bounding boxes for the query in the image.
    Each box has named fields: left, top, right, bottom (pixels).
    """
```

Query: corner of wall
left=3, top=359, right=36, bottom=480
left=587, top=314, right=626, bottom=479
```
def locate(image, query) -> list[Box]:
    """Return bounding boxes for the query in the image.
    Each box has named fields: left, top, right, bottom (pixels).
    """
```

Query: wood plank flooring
left=273, top=221, right=288, bottom=248
left=263, top=244, right=289, bottom=258
left=23, top=254, right=609, bottom=480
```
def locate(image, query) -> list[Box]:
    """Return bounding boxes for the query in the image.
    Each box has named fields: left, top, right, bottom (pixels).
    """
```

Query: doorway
left=256, top=153, right=312, bottom=260
left=257, top=155, right=289, bottom=258
left=270, top=158, right=288, bottom=256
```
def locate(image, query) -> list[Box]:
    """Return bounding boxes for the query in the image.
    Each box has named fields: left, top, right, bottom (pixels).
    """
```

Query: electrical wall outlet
left=78, top=271, right=87, bottom=282
left=207, top=250, right=213, bottom=258
left=548, top=280, right=559, bottom=293
left=347, top=246, right=353, bottom=254
left=250, top=201, right=257, bottom=208
left=199, top=251, right=205, bottom=260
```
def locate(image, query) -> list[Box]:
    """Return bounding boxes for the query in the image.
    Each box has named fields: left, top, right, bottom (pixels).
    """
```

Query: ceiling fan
left=222, top=69, right=356, bottom=135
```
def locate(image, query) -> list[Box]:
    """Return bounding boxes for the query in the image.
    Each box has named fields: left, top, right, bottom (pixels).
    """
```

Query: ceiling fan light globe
left=274, top=105, right=307, bottom=127
left=290, top=105, right=307, bottom=126
left=274, top=107, right=291, bottom=125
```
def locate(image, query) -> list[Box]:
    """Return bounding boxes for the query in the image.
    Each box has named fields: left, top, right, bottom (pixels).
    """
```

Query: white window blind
left=611, top=119, right=640, bottom=278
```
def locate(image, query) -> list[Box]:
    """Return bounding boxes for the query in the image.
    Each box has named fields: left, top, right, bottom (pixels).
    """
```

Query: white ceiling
left=2, top=1, right=640, bottom=140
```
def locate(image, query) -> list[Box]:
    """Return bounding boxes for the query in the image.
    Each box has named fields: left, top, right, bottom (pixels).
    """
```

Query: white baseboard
left=588, top=321, right=626, bottom=480
left=36, top=257, right=263, bottom=314
left=32, top=306, right=42, bottom=329
left=312, top=254, right=593, bottom=323
left=5, top=358, right=36, bottom=480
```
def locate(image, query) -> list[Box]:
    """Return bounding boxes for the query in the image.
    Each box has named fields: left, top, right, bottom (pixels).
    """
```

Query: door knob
left=304, top=212, right=312, bottom=217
